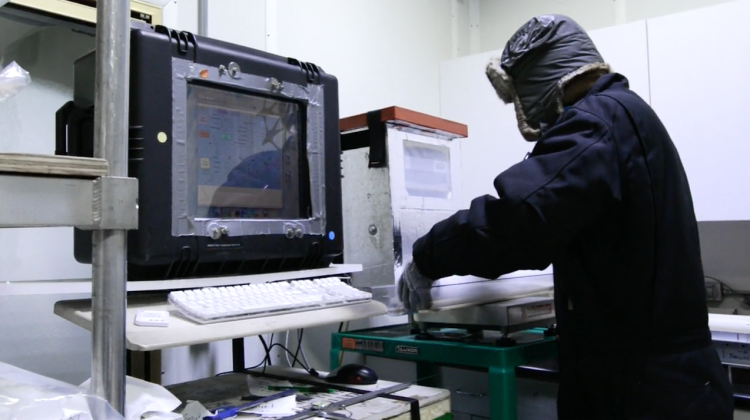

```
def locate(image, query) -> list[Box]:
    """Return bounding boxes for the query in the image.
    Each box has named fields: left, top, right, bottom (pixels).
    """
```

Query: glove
left=397, top=260, right=434, bottom=312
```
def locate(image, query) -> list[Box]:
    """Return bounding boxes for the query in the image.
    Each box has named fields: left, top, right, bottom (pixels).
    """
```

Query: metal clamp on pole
left=76, top=176, right=139, bottom=231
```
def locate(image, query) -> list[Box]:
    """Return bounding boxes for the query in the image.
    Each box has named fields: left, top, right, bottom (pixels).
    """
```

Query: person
left=397, top=14, right=733, bottom=420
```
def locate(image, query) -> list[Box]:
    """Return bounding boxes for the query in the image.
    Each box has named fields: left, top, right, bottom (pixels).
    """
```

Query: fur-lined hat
left=486, top=15, right=610, bottom=141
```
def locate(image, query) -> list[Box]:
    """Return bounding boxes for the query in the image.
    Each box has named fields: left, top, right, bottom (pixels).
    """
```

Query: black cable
left=270, top=333, right=275, bottom=362
left=258, top=335, right=272, bottom=367
left=264, top=333, right=277, bottom=366
left=215, top=334, right=315, bottom=378
left=264, top=342, right=320, bottom=377
left=214, top=339, right=273, bottom=377
left=338, top=322, right=344, bottom=333
left=293, top=329, right=304, bottom=368
left=269, top=342, right=309, bottom=371
left=215, top=356, right=267, bottom=377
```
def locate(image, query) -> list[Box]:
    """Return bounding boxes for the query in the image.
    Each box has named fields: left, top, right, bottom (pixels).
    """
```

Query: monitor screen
left=187, top=83, right=304, bottom=220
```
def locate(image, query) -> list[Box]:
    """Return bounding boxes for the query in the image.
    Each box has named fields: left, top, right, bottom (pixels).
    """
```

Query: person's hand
left=397, top=260, right=434, bottom=312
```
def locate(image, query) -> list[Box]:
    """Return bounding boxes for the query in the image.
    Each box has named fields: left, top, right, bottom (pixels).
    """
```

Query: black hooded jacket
left=412, top=73, right=711, bottom=355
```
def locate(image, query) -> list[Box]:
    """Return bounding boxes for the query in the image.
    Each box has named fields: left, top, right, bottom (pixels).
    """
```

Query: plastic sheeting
left=0, top=62, right=31, bottom=103
left=385, top=270, right=554, bottom=315
left=426, top=273, right=554, bottom=311
left=0, top=362, right=123, bottom=420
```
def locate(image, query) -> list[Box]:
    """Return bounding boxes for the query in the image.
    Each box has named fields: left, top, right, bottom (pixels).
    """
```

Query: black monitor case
left=57, top=26, right=344, bottom=281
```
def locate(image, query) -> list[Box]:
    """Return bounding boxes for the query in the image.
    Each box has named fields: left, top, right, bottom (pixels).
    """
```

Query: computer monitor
left=56, top=25, right=343, bottom=280
left=189, top=83, right=303, bottom=221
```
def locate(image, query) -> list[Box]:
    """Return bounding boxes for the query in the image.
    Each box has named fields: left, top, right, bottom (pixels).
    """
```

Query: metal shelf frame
left=0, top=0, right=133, bottom=413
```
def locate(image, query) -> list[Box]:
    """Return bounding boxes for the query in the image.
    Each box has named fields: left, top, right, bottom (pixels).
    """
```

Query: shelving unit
left=0, top=154, right=136, bottom=229
left=2, top=262, right=387, bottom=352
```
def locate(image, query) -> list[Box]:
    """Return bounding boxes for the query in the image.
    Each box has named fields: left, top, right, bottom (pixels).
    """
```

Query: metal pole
left=91, top=0, right=130, bottom=414
left=198, top=0, right=209, bottom=36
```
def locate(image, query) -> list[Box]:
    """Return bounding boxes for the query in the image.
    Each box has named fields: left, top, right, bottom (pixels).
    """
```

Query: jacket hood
left=485, top=15, right=610, bottom=141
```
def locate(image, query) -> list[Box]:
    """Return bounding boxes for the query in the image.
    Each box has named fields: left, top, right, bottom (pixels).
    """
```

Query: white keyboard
left=168, top=277, right=372, bottom=324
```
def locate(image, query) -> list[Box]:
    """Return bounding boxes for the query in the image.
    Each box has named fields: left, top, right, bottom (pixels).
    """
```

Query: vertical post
left=416, top=361, right=440, bottom=387
left=489, top=366, right=517, bottom=420
left=91, top=0, right=130, bottom=414
left=198, top=0, right=209, bottom=36
left=232, top=338, right=245, bottom=372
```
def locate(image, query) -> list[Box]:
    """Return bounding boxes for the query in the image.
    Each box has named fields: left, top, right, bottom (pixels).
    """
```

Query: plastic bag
left=80, top=376, right=181, bottom=420
left=0, top=361, right=124, bottom=420
left=0, top=61, right=31, bottom=102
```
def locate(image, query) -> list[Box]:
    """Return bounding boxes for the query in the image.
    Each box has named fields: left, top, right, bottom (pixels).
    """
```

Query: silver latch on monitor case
left=207, top=222, right=229, bottom=240
left=227, top=62, right=241, bottom=79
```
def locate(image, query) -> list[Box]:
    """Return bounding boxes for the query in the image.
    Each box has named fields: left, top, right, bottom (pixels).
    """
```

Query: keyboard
left=168, top=277, right=372, bottom=324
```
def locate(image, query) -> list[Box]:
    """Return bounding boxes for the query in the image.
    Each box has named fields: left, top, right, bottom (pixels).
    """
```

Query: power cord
left=214, top=337, right=320, bottom=378
left=294, top=329, right=312, bottom=370
left=298, top=330, right=310, bottom=370
left=262, top=342, right=320, bottom=378
left=284, top=331, right=293, bottom=367
left=258, top=333, right=274, bottom=367
left=214, top=335, right=275, bottom=377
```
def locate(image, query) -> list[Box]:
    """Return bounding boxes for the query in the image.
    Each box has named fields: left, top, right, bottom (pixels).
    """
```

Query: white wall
left=273, top=0, right=454, bottom=118
left=647, top=0, right=750, bottom=222
left=206, top=0, right=267, bottom=50
left=478, top=0, right=737, bottom=53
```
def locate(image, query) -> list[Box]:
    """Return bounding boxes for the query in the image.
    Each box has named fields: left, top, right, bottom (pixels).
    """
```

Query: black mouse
left=325, top=363, right=378, bottom=385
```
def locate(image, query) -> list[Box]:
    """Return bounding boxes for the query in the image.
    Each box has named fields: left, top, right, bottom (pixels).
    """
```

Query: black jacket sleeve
left=412, top=108, right=620, bottom=281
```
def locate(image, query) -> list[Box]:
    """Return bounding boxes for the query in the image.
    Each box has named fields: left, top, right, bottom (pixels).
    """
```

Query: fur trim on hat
left=485, top=57, right=515, bottom=104
left=512, top=94, right=542, bottom=141
left=554, top=62, right=611, bottom=115
left=486, top=57, right=542, bottom=141
left=485, top=59, right=611, bottom=142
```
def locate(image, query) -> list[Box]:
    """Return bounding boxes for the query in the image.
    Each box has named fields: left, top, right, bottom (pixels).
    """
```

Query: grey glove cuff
left=398, top=261, right=434, bottom=312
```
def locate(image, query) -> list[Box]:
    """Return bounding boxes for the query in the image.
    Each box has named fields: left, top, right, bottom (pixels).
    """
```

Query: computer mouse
left=325, top=363, right=378, bottom=385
